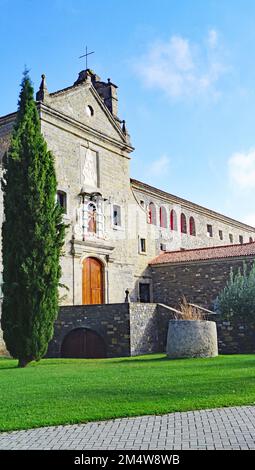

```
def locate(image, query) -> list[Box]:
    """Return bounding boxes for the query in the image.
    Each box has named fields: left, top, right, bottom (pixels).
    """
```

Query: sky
left=1, top=0, right=255, bottom=226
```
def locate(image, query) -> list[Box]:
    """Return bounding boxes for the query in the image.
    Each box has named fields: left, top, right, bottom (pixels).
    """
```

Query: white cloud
left=145, top=155, right=170, bottom=179
left=208, top=29, right=218, bottom=49
left=134, top=30, right=225, bottom=99
left=228, top=149, right=255, bottom=190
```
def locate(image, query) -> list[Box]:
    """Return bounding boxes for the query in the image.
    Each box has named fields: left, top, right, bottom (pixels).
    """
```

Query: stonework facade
left=1, top=68, right=255, bottom=357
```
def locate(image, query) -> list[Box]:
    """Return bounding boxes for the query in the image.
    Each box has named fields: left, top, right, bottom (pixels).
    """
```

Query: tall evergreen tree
left=1, top=71, right=66, bottom=367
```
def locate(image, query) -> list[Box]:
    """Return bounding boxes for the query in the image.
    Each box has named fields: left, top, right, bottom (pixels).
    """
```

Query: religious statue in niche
left=82, top=147, right=97, bottom=189
left=88, top=203, right=97, bottom=233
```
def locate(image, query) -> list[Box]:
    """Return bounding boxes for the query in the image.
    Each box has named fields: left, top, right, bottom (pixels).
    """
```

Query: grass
left=0, top=354, right=255, bottom=432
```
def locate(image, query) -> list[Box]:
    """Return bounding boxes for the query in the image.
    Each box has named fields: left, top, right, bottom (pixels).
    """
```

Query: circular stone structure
left=166, top=320, right=218, bottom=358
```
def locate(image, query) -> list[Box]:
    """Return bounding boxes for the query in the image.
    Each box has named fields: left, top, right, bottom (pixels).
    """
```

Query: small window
left=207, top=224, right=213, bottom=237
left=113, top=204, right=121, bottom=227
left=239, top=235, right=243, bottom=245
left=249, top=237, right=253, bottom=243
left=57, top=190, right=67, bottom=213
left=189, top=217, right=196, bottom=236
left=160, top=206, right=167, bottom=228
left=181, top=213, right=187, bottom=234
left=140, top=200, right=145, bottom=207
left=170, top=209, right=177, bottom=231
left=85, top=105, right=94, bottom=117
left=160, top=243, right=167, bottom=251
left=219, top=230, right=223, bottom=240
left=229, top=233, right=233, bottom=243
left=140, top=238, right=146, bottom=253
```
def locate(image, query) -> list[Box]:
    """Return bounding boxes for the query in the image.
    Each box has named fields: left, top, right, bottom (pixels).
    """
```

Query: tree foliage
left=1, top=71, right=66, bottom=367
left=215, top=262, right=255, bottom=321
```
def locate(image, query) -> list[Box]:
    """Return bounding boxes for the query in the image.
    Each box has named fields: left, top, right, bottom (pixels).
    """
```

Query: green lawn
left=0, top=354, right=255, bottom=432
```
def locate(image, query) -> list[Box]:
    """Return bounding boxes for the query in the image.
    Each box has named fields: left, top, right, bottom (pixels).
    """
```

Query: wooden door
left=83, top=257, right=103, bottom=305
left=61, top=328, right=106, bottom=358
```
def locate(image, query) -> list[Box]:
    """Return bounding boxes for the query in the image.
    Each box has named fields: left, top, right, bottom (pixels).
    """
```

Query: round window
left=85, top=105, right=94, bottom=117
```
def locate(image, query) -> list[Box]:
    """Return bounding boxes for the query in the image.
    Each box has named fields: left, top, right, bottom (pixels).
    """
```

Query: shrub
left=215, top=262, right=255, bottom=321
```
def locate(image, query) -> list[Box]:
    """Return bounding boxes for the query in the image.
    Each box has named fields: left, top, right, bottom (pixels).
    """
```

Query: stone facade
left=1, top=68, right=255, bottom=357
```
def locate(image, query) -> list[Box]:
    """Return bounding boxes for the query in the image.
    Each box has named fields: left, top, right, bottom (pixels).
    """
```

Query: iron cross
left=79, top=46, right=95, bottom=70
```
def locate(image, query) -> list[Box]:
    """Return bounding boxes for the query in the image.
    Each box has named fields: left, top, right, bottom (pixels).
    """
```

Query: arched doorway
left=61, top=328, right=107, bottom=358
left=82, top=257, right=104, bottom=305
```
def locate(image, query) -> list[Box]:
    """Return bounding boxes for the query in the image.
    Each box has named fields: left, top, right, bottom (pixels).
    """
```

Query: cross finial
left=79, top=46, right=95, bottom=70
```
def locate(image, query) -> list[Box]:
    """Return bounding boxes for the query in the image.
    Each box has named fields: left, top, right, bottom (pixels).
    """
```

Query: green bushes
left=215, top=262, right=255, bottom=321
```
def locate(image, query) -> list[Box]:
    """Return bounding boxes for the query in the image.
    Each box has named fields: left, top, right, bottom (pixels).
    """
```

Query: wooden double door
left=82, top=257, right=104, bottom=305
left=61, top=328, right=106, bottom=358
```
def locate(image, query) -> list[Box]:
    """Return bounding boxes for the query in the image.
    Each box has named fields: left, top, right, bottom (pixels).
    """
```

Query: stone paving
left=0, top=406, right=254, bottom=450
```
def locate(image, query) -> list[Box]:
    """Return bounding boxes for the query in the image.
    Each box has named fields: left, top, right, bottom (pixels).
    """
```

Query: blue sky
left=1, top=0, right=255, bottom=226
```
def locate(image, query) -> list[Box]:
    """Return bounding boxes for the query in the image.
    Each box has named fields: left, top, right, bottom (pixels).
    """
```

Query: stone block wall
left=217, top=320, right=255, bottom=354
left=47, top=303, right=131, bottom=358
left=129, top=303, right=158, bottom=355
left=48, top=302, right=175, bottom=359
left=151, top=256, right=255, bottom=310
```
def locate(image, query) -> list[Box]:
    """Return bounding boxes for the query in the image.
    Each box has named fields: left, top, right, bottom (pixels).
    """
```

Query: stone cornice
left=131, top=179, right=255, bottom=232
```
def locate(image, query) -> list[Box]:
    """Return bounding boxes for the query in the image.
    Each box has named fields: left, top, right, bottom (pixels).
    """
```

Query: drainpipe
left=106, top=254, right=110, bottom=304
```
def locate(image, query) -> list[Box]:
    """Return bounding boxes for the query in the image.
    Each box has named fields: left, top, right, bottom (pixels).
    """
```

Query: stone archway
left=61, top=328, right=107, bottom=358
left=82, top=257, right=104, bottom=305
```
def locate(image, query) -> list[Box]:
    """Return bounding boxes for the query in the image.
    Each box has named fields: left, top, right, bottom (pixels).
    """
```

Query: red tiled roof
left=149, top=242, right=255, bottom=265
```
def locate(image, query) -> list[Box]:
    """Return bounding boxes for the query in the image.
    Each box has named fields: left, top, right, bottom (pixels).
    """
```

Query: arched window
left=88, top=203, right=97, bottom=233
left=249, top=237, right=253, bottom=243
left=189, top=217, right=196, bottom=236
left=148, top=202, right=156, bottom=225
left=181, top=213, right=187, bottom=234
left=160, top=206, right=167, bottom=228
left=170, top=209, right=177, bottom=231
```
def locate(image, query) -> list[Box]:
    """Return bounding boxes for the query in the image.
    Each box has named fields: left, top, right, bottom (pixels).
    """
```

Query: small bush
left=215, top=262, right=255, bottom=321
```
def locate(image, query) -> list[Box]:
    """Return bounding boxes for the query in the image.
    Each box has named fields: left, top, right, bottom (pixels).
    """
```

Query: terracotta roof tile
left=150, top=242, right=255, bottom=265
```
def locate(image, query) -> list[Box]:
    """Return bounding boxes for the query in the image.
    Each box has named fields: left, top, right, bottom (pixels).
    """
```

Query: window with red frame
left=189, top=216, right=196, bottom=236
left=148, top=202, right=156, bottom=225
left=181, top=213, right=187, bottom=233
left=170, top=209, right=177, bottom=230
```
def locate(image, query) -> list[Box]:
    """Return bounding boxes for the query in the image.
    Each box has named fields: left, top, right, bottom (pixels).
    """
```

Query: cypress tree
left=1, top=71, right=66, bottom=367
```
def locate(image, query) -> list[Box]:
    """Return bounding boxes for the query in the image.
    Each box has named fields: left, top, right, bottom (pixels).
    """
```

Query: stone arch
left=61, top=327, right=107, bottom=358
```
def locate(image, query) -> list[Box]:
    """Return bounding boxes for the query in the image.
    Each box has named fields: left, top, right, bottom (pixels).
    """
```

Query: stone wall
left=48, top=302, right=175, bottom=358
left=217, top=320, right=255, bottom=354
left=151, top=256, right=255, bottom=309
left=47, top=303, right=131, bottom=358
left=129, top=303, right=158, bottom=355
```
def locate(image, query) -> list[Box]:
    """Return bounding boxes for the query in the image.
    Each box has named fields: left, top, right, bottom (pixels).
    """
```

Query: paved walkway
left=0, top=406, right=254, bottom=450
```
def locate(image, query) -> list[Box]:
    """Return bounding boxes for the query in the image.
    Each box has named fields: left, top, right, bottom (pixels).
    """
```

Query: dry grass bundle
left=177, top=296, right=204, bottom=320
